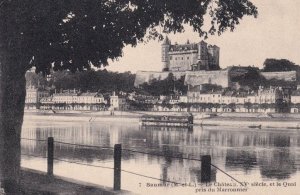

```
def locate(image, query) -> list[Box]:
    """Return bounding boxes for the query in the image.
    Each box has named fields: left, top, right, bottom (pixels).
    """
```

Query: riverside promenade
left=20, top=168, right=132, bottom=195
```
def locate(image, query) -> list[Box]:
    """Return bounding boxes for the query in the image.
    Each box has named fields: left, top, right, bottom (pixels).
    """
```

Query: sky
left=105, top=0, right=300, bottom=73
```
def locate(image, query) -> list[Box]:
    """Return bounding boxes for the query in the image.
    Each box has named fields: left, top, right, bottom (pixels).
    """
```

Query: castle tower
left=161, top=36, right=171, bottom=71
left=197, top=41, right=209, bottom=70
left=208, top=45, right=220, bottom=70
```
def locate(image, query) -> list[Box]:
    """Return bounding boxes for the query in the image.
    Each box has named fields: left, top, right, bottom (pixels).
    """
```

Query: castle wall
left=184, top=69, right=230, bottom=88
left=260, top=71, right=296, bottom=82
left=169, top=52, right=198, bottom=71
left=134, top=69, right=230, bottom=88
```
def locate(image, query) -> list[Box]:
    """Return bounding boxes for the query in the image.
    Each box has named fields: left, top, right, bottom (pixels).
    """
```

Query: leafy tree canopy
left=26, top=69, right=136, bottom=93
left=0, top=0, right=257, bottom=75
left=140, top=74, right=187, bottom=96
left=262, top=59, right=299, bottom=72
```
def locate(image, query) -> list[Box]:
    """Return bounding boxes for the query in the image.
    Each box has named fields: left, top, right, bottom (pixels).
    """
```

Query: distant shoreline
left=23, top=110, right=300, bottom=129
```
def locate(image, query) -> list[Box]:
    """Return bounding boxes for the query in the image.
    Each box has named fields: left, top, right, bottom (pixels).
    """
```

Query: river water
left=21, top=117, right=300, bottom=195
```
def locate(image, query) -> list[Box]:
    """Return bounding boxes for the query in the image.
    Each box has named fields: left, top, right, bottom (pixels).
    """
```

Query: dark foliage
left=262, top=59, right=299, bottom=72
left=26, top=69, right=136, bottom=92
left=140, top=74, right=187, bottom=96
left=0, top=0, right=257, bottom=75
left=231, top=67, right=266, bottom=90
left=50, top=69, right=135, bottom=93
left=200, top=84, right=223, bottom=93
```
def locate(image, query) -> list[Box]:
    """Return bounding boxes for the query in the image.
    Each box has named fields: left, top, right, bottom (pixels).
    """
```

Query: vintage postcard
left=0, top=0, right=299, bottom=194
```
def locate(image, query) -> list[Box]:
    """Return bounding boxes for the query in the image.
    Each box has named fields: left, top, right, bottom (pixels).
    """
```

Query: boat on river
left=140, top=114, right=193, bottom=127
left=248, top=124, right=262, bottom=129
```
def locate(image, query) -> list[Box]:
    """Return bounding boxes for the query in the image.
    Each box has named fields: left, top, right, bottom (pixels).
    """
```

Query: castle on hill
left=134, top=37, right=296, bottom=88
left=161, top=37, right=220, bottom=72
left=134, top=38, right=225, bottom=87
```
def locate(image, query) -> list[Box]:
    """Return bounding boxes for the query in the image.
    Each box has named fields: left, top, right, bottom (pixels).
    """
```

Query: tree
left=231, top=66, right=266, bottom=90
left=0, top=0, right=257, bottom=193
left=262, top=59, right=299, bottom=72
left=140, top=73, right=188, bottom=96
left=260, top=103, right=269, bottom=112
left=244, top=102, right=252, bottom=112
left=228, top=103, right=236, bottom=112
left=50, top=70, right=136, bottom=92
left=214, top=103, right=221, bottom=112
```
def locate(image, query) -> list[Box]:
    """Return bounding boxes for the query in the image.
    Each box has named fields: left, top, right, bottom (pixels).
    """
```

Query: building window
left=170, top=56, right=172, bottom=60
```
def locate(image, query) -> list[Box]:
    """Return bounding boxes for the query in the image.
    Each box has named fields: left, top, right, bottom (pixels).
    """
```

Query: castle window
left=187, top=57, right=189, bottom=60
left=182, top=57, right=183, bottom=60
left=170, top=56, right=172, bottom=60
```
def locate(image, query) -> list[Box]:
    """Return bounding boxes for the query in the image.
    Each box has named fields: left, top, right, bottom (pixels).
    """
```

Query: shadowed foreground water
left=21, top=119, right=300, bottom=195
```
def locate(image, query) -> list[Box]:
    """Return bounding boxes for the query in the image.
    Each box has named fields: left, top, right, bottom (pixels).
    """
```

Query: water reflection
left=225, top=150, right=257, bottom=172
left=258, top=149, right=297, bottom=180
left=21, top=121, right=300, bottom=191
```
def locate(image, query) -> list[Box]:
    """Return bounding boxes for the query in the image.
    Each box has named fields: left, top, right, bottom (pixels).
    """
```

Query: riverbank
left=20, top=168, right=131, bottom=194
left=24, top=110, right=300, bottom=129
left=24, top=110, right=141, bottom=123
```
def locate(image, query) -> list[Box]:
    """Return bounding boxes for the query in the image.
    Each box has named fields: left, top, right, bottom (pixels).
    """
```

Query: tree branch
left=0, top=0, right=6, bottom=8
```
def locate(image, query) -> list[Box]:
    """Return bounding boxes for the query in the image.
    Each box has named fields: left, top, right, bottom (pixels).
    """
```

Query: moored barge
left=140, top=114, right=193, bottom=127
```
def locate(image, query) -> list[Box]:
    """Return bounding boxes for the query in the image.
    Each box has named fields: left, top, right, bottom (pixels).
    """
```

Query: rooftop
left=292, top=90, right=300, bottom=96
left=169, top=43, right=198, bottom=52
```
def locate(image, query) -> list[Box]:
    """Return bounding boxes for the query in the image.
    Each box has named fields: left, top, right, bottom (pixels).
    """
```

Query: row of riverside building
left=25, top=84, right=300, bottom=113
left=25, top=85, right=127, bottom=111
left=186, top=86, right=289, bottom=113
left=130, top=86, right=300, bottom=113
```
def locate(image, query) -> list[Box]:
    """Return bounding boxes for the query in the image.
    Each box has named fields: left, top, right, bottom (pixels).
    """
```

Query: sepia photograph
left=0, top=0, right=299, bottom=194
